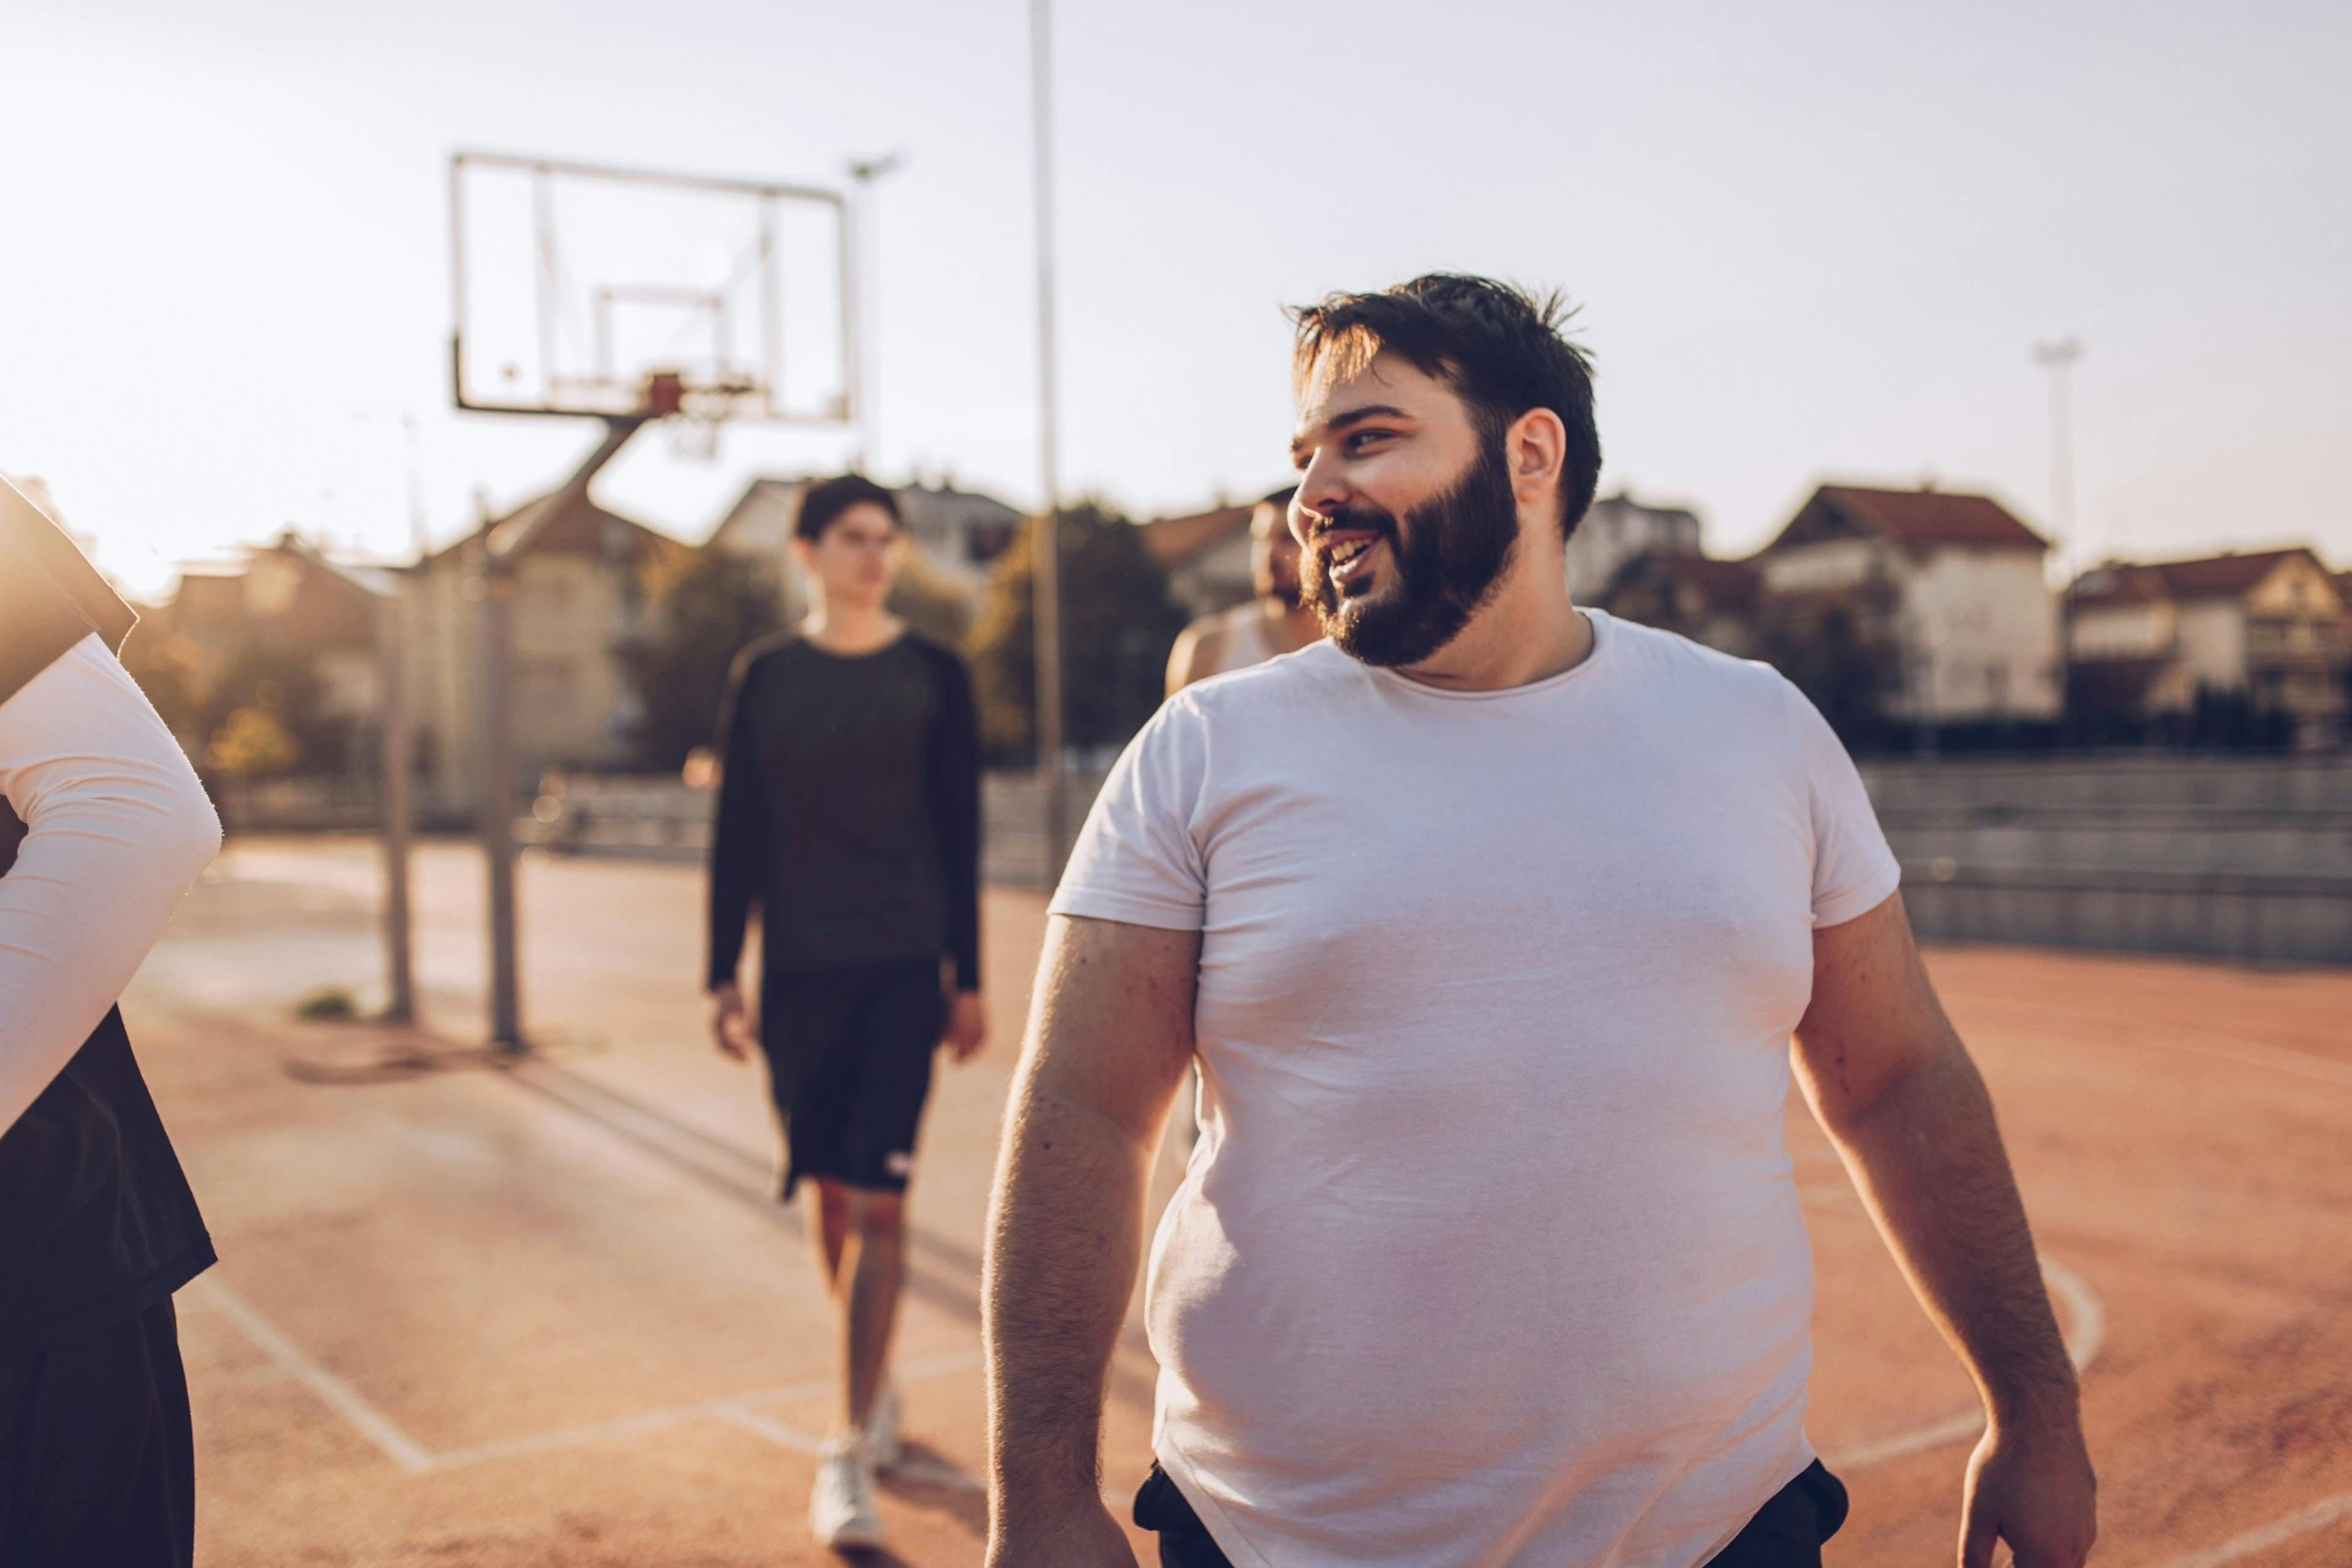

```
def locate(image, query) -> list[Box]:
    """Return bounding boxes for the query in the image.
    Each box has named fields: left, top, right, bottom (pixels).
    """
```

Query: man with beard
left=980, top=276, right=2096, bottom=1568
left=1163, top=487, right=1321, bottom=696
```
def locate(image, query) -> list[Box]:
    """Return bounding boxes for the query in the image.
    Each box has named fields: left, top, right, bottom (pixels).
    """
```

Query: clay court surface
left=123, top=837, right=2351, bottom=1567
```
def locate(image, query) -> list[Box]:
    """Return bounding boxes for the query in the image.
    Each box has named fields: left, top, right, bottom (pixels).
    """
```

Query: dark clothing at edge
left=707, top=632, right=981, bottom=995
left=0, top=491, right=214, bottom=1365
left=2, top=483, right=210, bottom=1568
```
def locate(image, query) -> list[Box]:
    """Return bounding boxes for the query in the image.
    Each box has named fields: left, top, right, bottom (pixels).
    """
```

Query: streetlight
left=2034, top=337, right=2084, bottom=731
left=2031, top=337, right=2083, bottom=570
left=1029, top=0, right=1068, bottom=876
left=845, top=149, right=905, bottom=475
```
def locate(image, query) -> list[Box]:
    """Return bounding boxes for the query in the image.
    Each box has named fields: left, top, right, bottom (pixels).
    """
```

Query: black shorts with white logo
left=760, top=955, right=946, bottom=1199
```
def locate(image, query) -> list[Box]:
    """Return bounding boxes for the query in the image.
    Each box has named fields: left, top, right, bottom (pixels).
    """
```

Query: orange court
left=140, top=839, right=2352, bottom=1566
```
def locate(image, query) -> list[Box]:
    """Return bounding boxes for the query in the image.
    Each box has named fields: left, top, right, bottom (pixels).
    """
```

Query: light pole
left=845, top=150, right=904, bottom=475
left=2034, top=337, right=2084, bottom=731
left=1029, top=0, right=1069, bottom=876
left=355, top=409, right=426, bottom=1025
left=2032, top=337, right=2083, bottom=571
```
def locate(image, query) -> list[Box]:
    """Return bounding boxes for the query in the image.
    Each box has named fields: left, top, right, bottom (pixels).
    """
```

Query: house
left=1565, top=492, right=1703, bottom=603
left=1595, top=549, right=1761, bottom=658
left=1137, top=502, right=1257, bottom=619
left=706, top=476, right=1022, bottom=621
left=148, top=532, right=396, bottom=773
left=2068, top=547, right=2348, bottom=738
left=1751, top=484, right=2061, bottom=727
left=161, top=532, right=393, bottom=717
left=407, top=492, right=691, bottom=809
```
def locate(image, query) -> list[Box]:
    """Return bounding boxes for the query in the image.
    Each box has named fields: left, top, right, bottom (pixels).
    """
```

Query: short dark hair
left=794, top=473, right=900, bottom=543
left=1290, top=274, right=1601, bottom=538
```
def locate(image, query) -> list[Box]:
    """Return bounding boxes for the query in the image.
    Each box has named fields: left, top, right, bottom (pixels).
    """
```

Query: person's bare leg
left=837, top=1186, right=907, bottom=1433
left=810, top=1178, right=851, bottom=1295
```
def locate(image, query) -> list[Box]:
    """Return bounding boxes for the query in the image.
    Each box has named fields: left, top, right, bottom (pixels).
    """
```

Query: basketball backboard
left=450, top=151, right=854, bottom=428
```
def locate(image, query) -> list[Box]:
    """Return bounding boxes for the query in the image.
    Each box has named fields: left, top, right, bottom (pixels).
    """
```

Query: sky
left=5, top=0, right=2347, bottom=601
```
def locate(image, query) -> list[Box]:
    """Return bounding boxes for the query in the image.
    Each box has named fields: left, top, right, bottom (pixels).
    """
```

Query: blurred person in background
left=982, top=277, right=2095, bottom=1568
left=1163, top=486, right=1321, bottom=696
left=704, top=473, right=986, bottom=1551
left=1, top=475, right=223, bottom=1568
left=1162, top=486, right=1321, bottom=1152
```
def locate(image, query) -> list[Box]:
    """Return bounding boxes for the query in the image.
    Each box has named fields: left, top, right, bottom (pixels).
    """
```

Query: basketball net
left=667, top=409, right=725, bottom=463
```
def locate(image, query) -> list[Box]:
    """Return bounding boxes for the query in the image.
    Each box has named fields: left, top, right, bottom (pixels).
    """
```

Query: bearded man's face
left=1297, top=437, right=1518, bottom=667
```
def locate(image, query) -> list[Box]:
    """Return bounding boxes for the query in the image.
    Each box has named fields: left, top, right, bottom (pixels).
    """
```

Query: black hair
left=794, top=473, right=900, bottom=543
left=1289, top=274, right=1601, bottom=538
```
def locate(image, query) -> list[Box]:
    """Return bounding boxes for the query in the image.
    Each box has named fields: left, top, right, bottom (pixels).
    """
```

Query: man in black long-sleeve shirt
left=706, top=473, right=984, bottom=1551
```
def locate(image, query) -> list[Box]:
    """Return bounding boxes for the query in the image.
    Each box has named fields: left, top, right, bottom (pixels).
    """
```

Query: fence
left=1862, top=754, right=2352, bottom=963
left=219, top=753, right=2352, bottom=966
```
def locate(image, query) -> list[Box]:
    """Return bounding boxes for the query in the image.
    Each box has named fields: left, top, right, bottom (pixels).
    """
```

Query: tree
left=116, top=622, right=205, bottom=746
left=1752, top=581, right=1905, bottom=749
left=207, top=705, right=300, bottom=776
left=199, top=638, right=341, bottom=774
left=617, top=548, right=787, bottom=772
left=968, top=502, right=1189, bottom=763
left=888, top=548, right=976, bottom=650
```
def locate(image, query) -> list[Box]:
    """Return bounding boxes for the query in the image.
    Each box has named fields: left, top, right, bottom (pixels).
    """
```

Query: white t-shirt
left=1048, top=611, right=1901, bottom=1568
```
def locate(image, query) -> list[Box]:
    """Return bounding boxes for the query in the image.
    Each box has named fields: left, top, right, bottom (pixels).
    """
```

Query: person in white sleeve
left=1, top=475, right=223, bottom=1568
left=981, top=277, right=2097, bottom=1568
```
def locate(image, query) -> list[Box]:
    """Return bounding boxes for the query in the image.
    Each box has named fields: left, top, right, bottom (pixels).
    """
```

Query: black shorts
left=760, top=955, right=946, bottom=1199
left=1133, top=1457, right=1847, bottom=1567
left=0, top=1297, right=195, bottom=1568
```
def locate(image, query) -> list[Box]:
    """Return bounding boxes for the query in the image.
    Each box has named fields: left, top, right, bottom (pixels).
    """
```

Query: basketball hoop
left=449, top=151, right=855, bottom=432
left=668, top=407, right=725, bottom=462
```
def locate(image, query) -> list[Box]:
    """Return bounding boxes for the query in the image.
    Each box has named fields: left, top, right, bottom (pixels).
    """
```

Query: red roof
left=2068, top=562, right=2169, bottom=609
left=424, top=492, right=679, bottom=569
left=1139, top=505, right=1252, bottom=567
left=1815, top=485, right=2048, bottom=554
left=1658, top=552, right=1761, bottom=612
left=2073, top=547, right=2329, bottom=606
left=2147, top=548, right=2321, bottom=600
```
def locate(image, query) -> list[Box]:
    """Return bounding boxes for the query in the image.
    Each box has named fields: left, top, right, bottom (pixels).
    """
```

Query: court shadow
left=878, top=1439, right=990, bottom=1536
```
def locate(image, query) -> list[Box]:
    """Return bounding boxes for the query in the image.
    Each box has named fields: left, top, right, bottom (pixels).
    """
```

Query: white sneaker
left=810, top=1436, right=883, bottom=1550
left=865, top=1384, right=903, bottom=1472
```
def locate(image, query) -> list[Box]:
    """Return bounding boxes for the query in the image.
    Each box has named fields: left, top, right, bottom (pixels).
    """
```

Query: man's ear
left=1506, top=408, right=1569, bottom=513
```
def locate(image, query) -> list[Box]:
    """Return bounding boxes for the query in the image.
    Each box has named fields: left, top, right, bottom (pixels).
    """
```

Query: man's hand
left=985, top=916, right=1198, bottom=1568
left=709, top=982, right=753, bottom=1061
left=1961, top=1415, right=2097, bottom=1568
left=986, top=1491, right=1138, bottom=1568
left=943, top=989, right=988, bottom=1062
left=1792, top=895, right=2096, bottom=1568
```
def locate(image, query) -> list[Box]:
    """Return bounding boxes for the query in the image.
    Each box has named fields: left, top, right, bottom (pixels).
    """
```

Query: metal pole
left=477, top=556, right=523, bottom=1051
left=468, top=412, right=648, bottom=1054
left=1029, top=0, right=1069, bottom=877
left=2032, top=338, right=2083, bottom=568
left=845, top=152, right=903, bottom=474
left=378, top=580, right=417, bottom=1025
left=2033, top=337, right=2084, bottom=728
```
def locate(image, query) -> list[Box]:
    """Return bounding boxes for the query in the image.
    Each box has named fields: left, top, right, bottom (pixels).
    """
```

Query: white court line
left=194, top=1273, right=987, bottom=1480
left=1801, top=1186, right=2106, bottom=1473
left=709, top=1401, right=827, bottom=1455
left=192, top=1277, right=434, bottom=1474
left=2158, top=1489, right=2352, bottom=1567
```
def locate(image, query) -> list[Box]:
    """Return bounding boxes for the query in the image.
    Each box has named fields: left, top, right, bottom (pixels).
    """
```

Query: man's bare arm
left=984, top=914, right=1199, bottom=1566
left=1793, top=892, right=2095, bottom=1568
